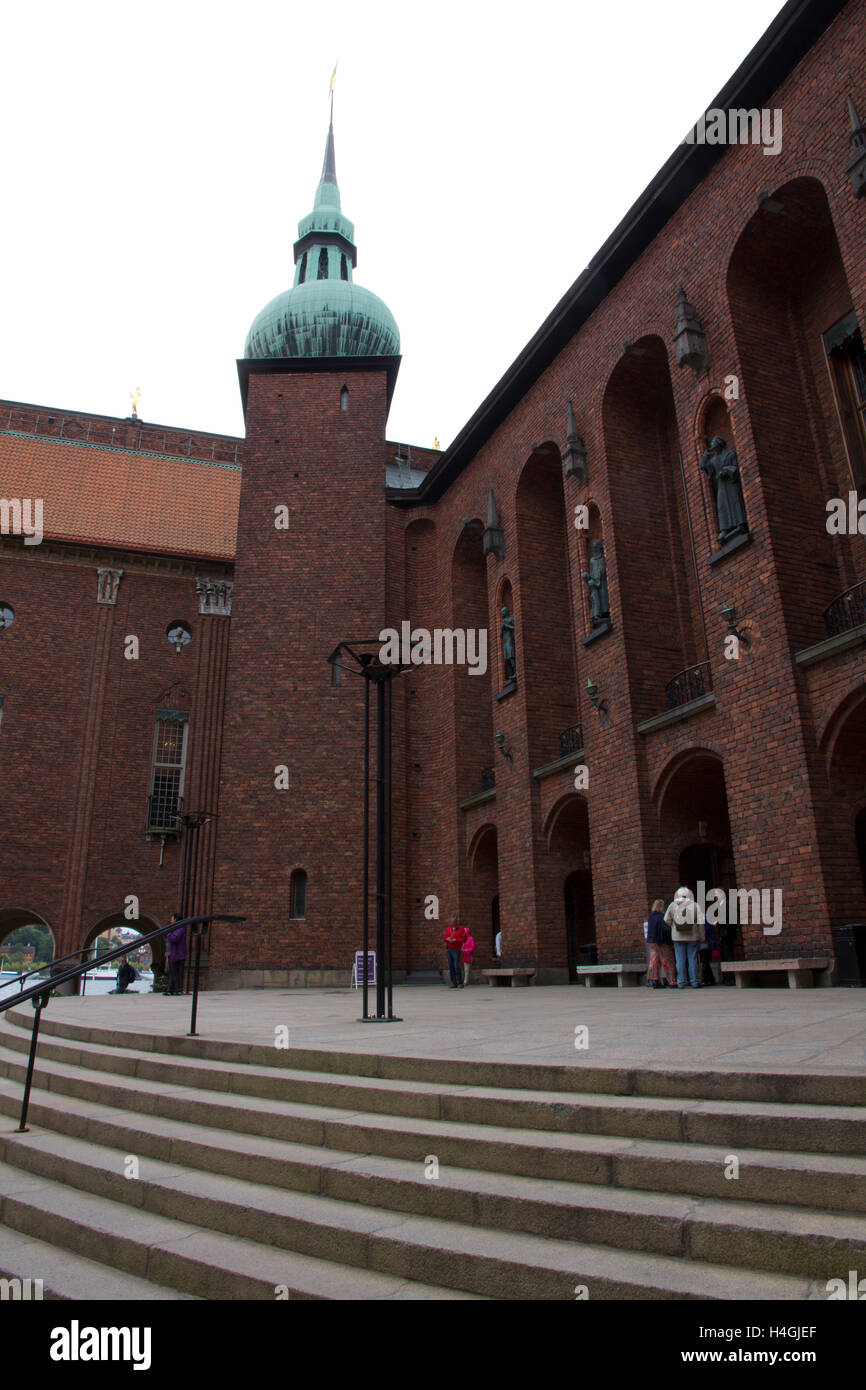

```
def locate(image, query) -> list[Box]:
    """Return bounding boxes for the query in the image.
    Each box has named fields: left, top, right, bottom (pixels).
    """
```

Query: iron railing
left=665, top=661, right=712, bottom=710
left=824, top=581, right=866, bottom=637
left=0, top=912, right=244, bottom=1130
left=559, top=724, right=584, bottom=757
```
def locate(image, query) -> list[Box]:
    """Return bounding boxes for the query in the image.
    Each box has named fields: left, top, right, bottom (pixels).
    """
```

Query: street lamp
left=328, top=639, right=411, bottom=1022
left=178, top=810, right=216, bottom=994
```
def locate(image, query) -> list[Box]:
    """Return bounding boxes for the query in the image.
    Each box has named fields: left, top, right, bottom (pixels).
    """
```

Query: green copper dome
left=244, top=119, right=400, bottom=361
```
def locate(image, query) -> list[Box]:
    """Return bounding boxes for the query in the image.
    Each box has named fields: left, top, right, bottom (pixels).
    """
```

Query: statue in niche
left=582, top=539, right=610, bottom=627
left=699, top=436, right=748, bottom=545
left=500, top=605, right=517, bottom=684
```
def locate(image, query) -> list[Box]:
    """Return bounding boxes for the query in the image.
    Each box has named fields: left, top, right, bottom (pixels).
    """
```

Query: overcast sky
left=0, top=0, right=788, bottom=452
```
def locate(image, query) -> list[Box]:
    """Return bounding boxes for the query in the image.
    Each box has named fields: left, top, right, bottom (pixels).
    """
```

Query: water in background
left=0, top=969, right=154, bottom=1005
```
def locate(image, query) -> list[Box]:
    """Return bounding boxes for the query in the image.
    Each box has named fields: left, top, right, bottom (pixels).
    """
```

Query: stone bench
left=720, top=958, right=832, bottom=989
left=481, top=968, right=536, bottom=987
left=577, top=963, right=647, bottom=988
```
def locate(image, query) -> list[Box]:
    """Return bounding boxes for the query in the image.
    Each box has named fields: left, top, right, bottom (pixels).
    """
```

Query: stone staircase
left=0, top=1007, right=864, bottom=1300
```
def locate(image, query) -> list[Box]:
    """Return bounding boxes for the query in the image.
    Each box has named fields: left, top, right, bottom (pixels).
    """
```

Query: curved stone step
left=1, top=1125, right=861, bottom=1285
left=2, top=1024, right=864, bottom=1154
left=3, top=1061, right=866, bottom=1219
left=0, top=1225, right=198, bottom=1300
left=0, top=1163, right=481, bottom=1301
left=0, top=1146, right=818, bottom=1301
left=5, top=1006, right=866, bottom=1107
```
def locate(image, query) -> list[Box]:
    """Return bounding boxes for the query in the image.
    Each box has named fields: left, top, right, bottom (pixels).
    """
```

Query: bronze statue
left=699, top=436, right=747, bottom=545
left=500, top=605, right=516, bottom=683
left=582, top=540, right=610, bottom=627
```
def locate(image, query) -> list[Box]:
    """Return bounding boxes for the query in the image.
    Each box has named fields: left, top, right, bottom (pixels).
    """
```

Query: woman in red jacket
left=443, top=919, right=467, bottom=988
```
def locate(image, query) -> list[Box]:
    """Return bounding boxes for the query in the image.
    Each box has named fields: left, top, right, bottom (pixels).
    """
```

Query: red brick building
left=1, top=0, right=865, bottom=986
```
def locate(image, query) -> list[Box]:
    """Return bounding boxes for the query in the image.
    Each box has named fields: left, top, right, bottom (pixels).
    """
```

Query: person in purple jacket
left=165, top=914, right=187, bottom=996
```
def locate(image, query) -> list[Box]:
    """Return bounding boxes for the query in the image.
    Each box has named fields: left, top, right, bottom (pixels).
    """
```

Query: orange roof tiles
left=0, top=432, right=240, bottom=560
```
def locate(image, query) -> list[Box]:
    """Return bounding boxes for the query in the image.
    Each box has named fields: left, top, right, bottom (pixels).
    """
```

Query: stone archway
left=655, top=750, right=739, bottom=958
left=543, top=795, right=595, bottom=982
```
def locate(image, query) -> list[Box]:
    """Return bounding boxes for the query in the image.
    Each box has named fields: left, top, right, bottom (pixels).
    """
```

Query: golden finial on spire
left=329, top=61, right=338, bottom=97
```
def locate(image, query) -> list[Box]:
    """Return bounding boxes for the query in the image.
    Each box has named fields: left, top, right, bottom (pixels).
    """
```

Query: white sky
left=0, top=0, right=789, bottom=451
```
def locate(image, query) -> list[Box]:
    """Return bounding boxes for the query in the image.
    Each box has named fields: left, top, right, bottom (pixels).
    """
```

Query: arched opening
left=602, top=337, right=703, bottom=718
left=82, top=912, right=160, bottom=994
left=543, top=795, right=595, bottom=980
left=452, top=520, right=494, bottom=800
left=515, top=447, right=579, bottom=765
left=0, top=909, right=56, bottom=998
left=655, top=751, right=739, bottom=959
left=467, top=824, right=499, bottom=967
left=727, top=177, right=865, bottom=648
left=825, top=694, right=866, bottom=927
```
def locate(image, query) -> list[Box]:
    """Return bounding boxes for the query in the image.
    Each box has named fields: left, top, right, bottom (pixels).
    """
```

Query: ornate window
left=289, top=869, right=307, bottom=920
left=317, top=248, right=328, bottom=280
left=298, top=253, right=307, bottom=285
left=340, top=254, right=348, bottom=281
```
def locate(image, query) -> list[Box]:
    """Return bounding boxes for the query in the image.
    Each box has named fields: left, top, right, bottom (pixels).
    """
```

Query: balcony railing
left=824, top=581, right=866, bottom=638
left=665, top=662, right=712, bottom=710
left=480, top=767, right=496, bottom=792
left=146, top=792, right=183, bottom=836
left=558, top=724, right=584, bottom=757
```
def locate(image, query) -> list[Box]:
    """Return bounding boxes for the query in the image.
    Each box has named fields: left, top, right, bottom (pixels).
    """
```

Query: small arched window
left=298, top=253, right=307, bottom=285
left=340, top=385, right=349, bottom=412
left=340, top=254, right=348, bottom=281
left=290, top=869, right=307, bottom=920
left=317, top=248, right=328, bottom=280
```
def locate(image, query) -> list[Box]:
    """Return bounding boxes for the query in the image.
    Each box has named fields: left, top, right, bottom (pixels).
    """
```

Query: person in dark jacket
left=111, top=959, right=136, bottom=993
left=166, top=914, right=187, bottom=996
left=646, top=898, right=676, bottom=989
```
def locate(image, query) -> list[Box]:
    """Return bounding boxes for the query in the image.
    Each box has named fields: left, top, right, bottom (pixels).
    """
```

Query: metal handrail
left=0, top=912, right=245, bottom=1131
left=3, top=945, right=98, bottom=993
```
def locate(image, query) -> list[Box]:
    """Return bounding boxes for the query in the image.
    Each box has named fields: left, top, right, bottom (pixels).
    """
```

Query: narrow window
left=340, top=386, right=349, bottom=413
left=340, top=254, right=348, bottom=281
left=147, top=711, right=189, bottom=833
left=825, top=312, right=866, bottom=488
left=290, top=869, right=307, bottom=920
left=317, top=248, right=328, bottom=280
left=298, top=253, right=307, bottom=285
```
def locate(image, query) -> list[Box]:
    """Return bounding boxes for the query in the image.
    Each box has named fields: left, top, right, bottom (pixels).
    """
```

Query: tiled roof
left=0, top=432, right=240, bottom=560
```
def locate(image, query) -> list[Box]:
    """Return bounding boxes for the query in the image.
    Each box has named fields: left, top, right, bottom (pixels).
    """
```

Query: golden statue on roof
left=130, top=386, right=141, bottom=419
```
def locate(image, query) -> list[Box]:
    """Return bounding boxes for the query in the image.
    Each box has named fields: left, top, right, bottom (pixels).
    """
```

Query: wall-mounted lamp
left=721, top=601, right=751, bottom=649
left=494, top=730, right=513, bottom=764
left=586, top=677, right=607, bottom=714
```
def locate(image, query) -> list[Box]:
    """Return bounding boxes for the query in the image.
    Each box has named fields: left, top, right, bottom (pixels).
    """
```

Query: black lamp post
left=177, top=810, right=216, bottom=995
left=328, top=639, right=409, bottom=1022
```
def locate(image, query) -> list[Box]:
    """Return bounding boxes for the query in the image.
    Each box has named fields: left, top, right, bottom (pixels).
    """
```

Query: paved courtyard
left=29, top=983, right=866, bottom=1075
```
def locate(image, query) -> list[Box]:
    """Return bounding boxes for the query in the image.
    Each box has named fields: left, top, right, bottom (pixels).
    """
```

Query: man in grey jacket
left=664, top=887, right=706, bottom=989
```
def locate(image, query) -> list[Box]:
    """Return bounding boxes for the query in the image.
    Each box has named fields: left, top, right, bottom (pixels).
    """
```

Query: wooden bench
left=481, top=968, right=536, bottom=987
left=720, top=957, right=832, bottom=989
left=577, top=963, right=647, bottom=988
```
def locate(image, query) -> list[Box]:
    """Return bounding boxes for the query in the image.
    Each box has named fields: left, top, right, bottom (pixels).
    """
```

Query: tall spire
left=320, top=118, right=338, bottom=190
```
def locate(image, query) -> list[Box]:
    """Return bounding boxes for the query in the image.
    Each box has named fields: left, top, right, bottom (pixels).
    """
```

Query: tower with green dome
left=244, top=115, right=400, bottom=362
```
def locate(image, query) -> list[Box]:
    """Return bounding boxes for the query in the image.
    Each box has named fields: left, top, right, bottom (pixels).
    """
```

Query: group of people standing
left=443, top=919, right=476, bottom=988
left=644, top=886, right=724, bottom=990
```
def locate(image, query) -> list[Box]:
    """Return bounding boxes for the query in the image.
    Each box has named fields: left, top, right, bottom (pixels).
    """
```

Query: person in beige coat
left=664, top=886, right=706, bottom=989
